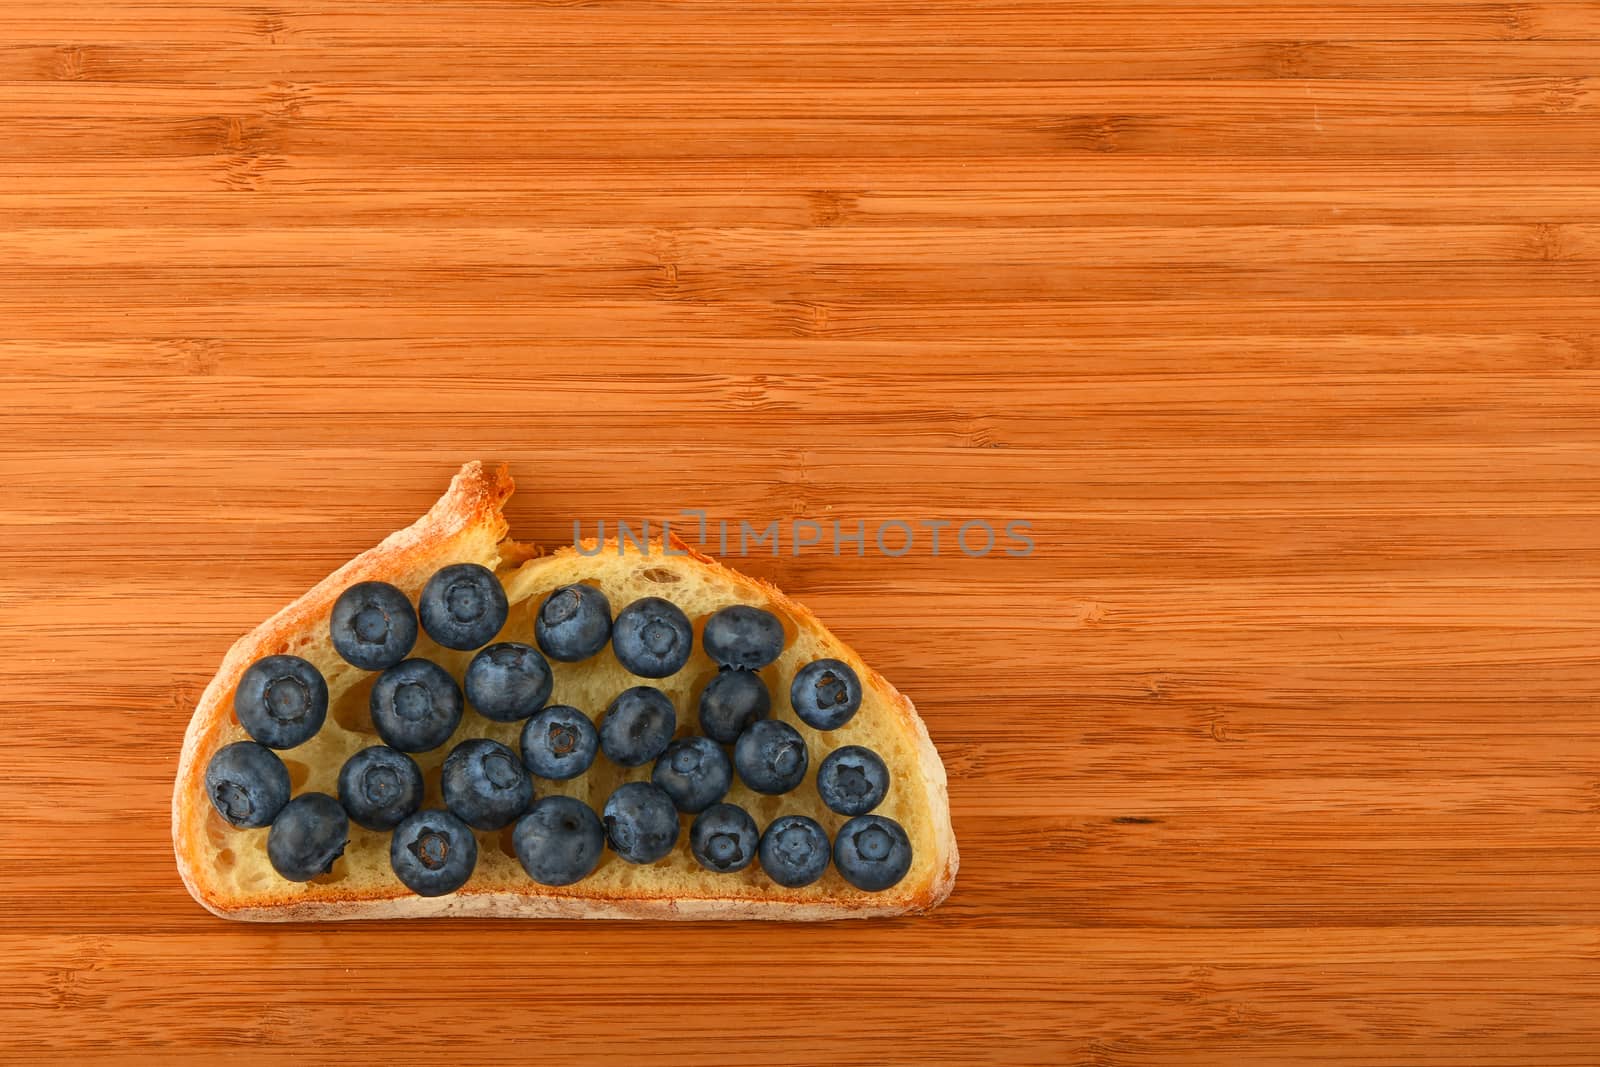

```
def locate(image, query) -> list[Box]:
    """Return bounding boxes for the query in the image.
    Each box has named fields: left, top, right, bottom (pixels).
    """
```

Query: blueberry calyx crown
left=410, top=830, right=452, bottom=871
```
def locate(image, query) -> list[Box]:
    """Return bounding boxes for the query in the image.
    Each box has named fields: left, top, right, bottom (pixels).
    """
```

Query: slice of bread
left=173, top=461, right=958, bottom=920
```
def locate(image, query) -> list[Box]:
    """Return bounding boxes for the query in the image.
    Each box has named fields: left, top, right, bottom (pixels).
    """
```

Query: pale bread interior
left=196, top=534, right=947, bottom=910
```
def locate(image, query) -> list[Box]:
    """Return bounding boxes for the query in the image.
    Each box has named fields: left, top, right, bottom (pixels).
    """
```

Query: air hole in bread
left=637, top=567, right=680, bottom=584
left=216, top=848, right=235, bottom=870
left=205, top=808, right=231, bottom=847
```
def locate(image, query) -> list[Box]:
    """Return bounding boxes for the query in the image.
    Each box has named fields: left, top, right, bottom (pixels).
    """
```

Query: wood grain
left=3, top=0, right=1600, bottom=1061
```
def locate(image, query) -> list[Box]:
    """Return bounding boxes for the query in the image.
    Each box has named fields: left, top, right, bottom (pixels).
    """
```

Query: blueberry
left=535, top=583, right=612, bottom=663
left=702, top=605, right=785, bottom=670
left=602, top=781, right=680, bottom=864
left=204, top=740, right=291, bottom=829
left=758, top=815, right=830, bottom=888
left=233, top=655, right=328, bottom=749
left=419, top=563, right=508, bottom=651
left=369, top=658, right=463, bottom=752
left=611, top=596, right=692, bottom=678
left=698, top=668, right=770, bottom=744
left=266, top=793, right=349, bottom=882
left=519, top=704, right=599, bottom=780
left=337, top=745, right=423, bottom=831
left=513, top=796, right=605, bottom=886
left=330, top=581, right=417, bottom=671
left=599, top=686, right=676, bottom=767
left=689, top=803, right=758, bottom=873
left=733, top=719, right=808, bottom=795
left=464, top=641, right=552, bottom=722
left=833, top=814, right=913, bottom=892
left=441, top=738, right=533, bottom=830
left=790, top=658, right=862, bottom=730
left=652, top=736, right=732, bottom=814
left=816, top=745, right=890, bottom=816
left=390, top=809, right=478, bottom=897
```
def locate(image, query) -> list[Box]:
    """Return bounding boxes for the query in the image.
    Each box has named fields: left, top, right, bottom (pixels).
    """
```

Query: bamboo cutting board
left=5, top=1, right=1600, bottom=1062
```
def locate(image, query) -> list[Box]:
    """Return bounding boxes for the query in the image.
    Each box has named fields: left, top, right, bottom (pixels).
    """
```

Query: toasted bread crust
left=173, top=462, right=957, bottom=921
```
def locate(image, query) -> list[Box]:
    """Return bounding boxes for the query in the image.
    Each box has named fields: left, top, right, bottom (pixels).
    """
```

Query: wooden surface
left=5, top=0, right=1600, bottom=1062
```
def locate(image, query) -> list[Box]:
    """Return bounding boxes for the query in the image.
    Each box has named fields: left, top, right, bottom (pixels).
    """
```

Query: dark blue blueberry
left=602, top=781, right=680, bottom=864
left=689, top=803, right=758, bottom=873
left=204, top=740, right=290, bottom=829
left=790, top=658, right=862, bottom=731
left=535, top=584, right=613, bottom=663
left=266, top=793, right=349, bottom=882
left=464, top=641, right=552, bottom=722
left=330, top=581, right=417, bottom=671
left=390, top=809, right=478, bottom=897
left=519, top=704, right=599, bottom=780
left=651, top=736, right=732, bottom=814
left=234, top=655, right=328, bottom=750
left=833, top=814, right=913, bottom=892
left=733, top=718, right=808, bottom=795
left=611, top=596, right=692, bottom=678
left=599, top=686, right=676, bottom=767
left=816, top=745, right=890, bottom=816
left=441, top=738, right=533, bottom=830
left=698, top=668, right=770, bottom=744
left=513, top=796, right=605, bottom=886
left=369, top=658, right=463, bottom=753
left=337, top=745, right=423, bottom=831
left=758, top=815, right=830, bottom=888
left=702, top=605, right=785, bottom=670
left=419, top=563, right=508, bottom=651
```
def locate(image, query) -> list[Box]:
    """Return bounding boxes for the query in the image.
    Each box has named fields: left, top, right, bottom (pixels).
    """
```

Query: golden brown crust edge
left=173, top=463, right=958, bottom=921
